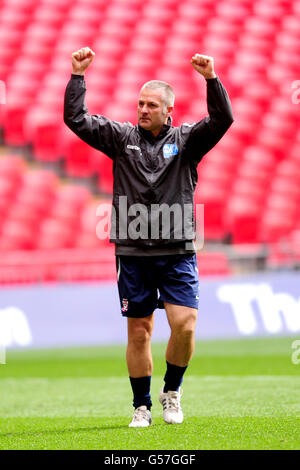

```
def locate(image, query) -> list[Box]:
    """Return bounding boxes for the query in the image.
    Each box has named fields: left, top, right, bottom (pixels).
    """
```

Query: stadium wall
left=0, top=272, right=300, bottom=350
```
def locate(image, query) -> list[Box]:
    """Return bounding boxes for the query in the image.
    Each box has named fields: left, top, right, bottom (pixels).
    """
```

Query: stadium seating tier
left=0, top=0, right=300, bottom=277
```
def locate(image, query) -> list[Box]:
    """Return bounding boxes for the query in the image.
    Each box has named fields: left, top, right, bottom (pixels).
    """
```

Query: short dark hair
left=141, top=80, right=175, bottom=107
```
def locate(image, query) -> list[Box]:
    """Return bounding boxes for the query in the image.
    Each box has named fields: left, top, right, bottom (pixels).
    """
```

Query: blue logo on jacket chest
left=163, top=143, right=178, bottom=159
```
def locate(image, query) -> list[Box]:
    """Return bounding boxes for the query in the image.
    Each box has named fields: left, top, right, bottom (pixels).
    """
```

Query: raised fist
left=191, top=54, right=216, bottom=79
left=71, top=47, right=95, bottom=75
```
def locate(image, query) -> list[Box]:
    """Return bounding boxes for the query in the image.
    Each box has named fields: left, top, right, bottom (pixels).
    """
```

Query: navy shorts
left=116, top=254, right=199, bottom=318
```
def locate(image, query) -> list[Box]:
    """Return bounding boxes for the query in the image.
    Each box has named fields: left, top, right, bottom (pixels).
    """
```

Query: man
left=64, top=47, right=233, bottom=427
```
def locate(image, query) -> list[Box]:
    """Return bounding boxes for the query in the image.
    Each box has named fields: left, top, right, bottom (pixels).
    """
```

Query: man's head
left=138, top=80, right=175, bottom=136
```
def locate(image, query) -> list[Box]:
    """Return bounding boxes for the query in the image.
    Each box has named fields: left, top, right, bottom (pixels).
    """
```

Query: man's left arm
left=185, top=54, right=234, bottom=163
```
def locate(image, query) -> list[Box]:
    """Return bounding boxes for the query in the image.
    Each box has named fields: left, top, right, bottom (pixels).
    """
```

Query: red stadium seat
left=170, top=19, right=204, bottom=40
left=289, top=144, right=300, bottom=166
left=3, top=0, right=40, bottom=10
left=0, top=177, right=17, bottom=206
left=256, top=129, right=289, bottom=160
left=197, top=252, right=231, bottom=277
left=203, top=36, right=236, bottom=60
left=2, top=97, right=32, bottom=146
left=271, top=177, right=300, bottom=200
left=216, top=1, right=252, bottom=23
left=15, top=187, right=54, bottom=218
left=88, top=55, right=120, bottom=79
left=0, top=220, right=36, bottom=251
left=177, top=2, right=214, bottom=22
left=24, top=108, right=62, bottom=161
left=266, top=194, right=298, bottom=218
left=194, top=182, right=228, bottom=241
left=115, top=68, right=153, bottom=89
left=289, top=230, right=300, bottom=262
left=21, top=169, right=58, bottom=195
left=55, top=184, right=92, bottom=209
left=260, top=210, right=296, bottom=243
left=60, top=19, right=99, bottom=38
left=68, top=5, right=103, bottom=25
left=99, top=20, right=133, bottom=44
left=59, top=129, right=98, bottom=178
left=253, top=1, right=289, bottom=23
left=232, top=178, right=267, bottom=204
left=206, top=18, right=242, bottom=40
left=164, top=36, right=200, bottom=58
left=0, top=156, right=26, bottom=182
left=0, top=8, right=31, bottom=29
left=276, top=31, right=300, bottom=52
left=242, top=146, right=276, bottom=170
left=81, top=199, right=102, bottom=231
left=34, top=88, right=64, bottom=112
left=198, top=148, right=238, bottom=176
left=92, top=38, right=126, bottom=60
left=1, top=0, right=300, bottom=258
left=75, top=231, right=108, bottom=248
left=101, top=102, right=137, bottom=126
left=76, top=198, right=112, bottom=248
left=83, top=90, right=111, bottom=116
left=275, top=160, right=300, bottom=182
left=244, top=16, right=278, bottom=38
left=269, top=97, right=300, bottom=124
left=23, top=23, right=59, bottom=45
left=273, top=48, right=300, bottom=73
left=224, top=196, right=262, bottom=244
left=281, top=15, right=300, bottom=34
left=134, top=20, right=169, bottom=40
left=143, top=3, right=177, bottom=25
left=262, top=113, right=296, bottom=141
left=0, top=38, right=22, bottom=69
left=242, top=81, right=276, bottom=107
left=229, top=117, right=260, bottom=146
left=32, top=4, right=66, bottom=28
left=237, top=161, right=272, bottom=186
left=198, top=161, right=233, bottom=192
left=239, top=34, right=274, bottom=56
left=105, top=4, right=141, bottom=24
left=7, top=202, right=44, bottom=227
left=93, top=151, right=114, bottom=194
left=36, top=218, right=75, bottom=250
left=50, top=200, right=81, bottom=230
left=267, top=63, right=296, bottom=87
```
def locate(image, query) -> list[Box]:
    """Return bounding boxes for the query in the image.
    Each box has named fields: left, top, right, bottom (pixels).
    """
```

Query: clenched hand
left=191, top=54, right=216, bottom=79
left=71, top=47, right=95, bottom=76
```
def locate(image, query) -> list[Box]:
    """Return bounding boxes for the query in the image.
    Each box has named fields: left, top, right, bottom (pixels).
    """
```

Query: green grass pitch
left=0, top=336, right=300, bottom=450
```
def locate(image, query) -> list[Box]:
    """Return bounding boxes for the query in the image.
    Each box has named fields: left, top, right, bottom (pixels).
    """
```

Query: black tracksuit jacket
left=64, top=74, right=233, bottom=256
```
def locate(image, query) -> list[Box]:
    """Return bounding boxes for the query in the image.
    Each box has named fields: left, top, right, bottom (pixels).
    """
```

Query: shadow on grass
left=0, top=425, right=127, bottom=438
left=0, top=423, right=166, bottom=439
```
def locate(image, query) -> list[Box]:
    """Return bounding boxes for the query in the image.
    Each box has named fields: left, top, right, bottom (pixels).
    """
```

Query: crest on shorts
left=121, top=298, right=129, bottom=312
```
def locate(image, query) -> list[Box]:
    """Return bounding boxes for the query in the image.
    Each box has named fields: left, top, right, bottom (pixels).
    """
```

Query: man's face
left=137, top=87, right=173, bottom=135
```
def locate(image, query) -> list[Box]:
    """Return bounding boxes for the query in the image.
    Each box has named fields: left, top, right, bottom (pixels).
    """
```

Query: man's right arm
left=64, top=48, right=127, bottom=159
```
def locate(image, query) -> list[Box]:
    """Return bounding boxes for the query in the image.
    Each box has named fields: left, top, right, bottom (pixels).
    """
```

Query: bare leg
left=164, top=302, right=198, bottom=367
left=126, top=315, right=154, bottom=377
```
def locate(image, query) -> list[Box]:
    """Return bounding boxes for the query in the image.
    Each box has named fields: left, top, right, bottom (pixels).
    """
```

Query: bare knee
left=167, top=307, right=198, bottom=337
left=174, top=319, right=196, bottom=338
left=127, top=316, right=153, bottom=347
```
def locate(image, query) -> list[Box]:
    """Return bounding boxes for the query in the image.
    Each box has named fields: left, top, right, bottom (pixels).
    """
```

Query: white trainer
left=159, top=388, right=183, bottom=424
left=128, top=405, right=152, bottom=428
